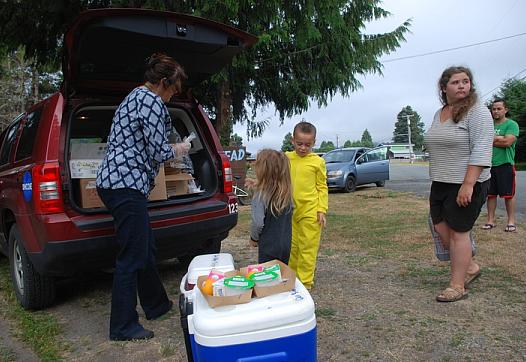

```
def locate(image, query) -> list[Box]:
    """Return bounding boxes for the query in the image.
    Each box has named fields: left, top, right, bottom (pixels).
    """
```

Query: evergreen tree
left=318, top=140, right=335, bottom=152
left=343, top=140, right=352, bottom=148
left=229, top=133, right=243, bottom=147
left=281, top=132, right=294, bottom=152
left=392, top=106, right=425, bottom=150
left=361, top=129, right=374, bottom=148
left=0, top=1, right=410, bottom=138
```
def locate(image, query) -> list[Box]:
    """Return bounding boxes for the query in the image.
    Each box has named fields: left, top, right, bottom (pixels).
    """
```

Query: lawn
left=0, top=188, right=524, bottom=361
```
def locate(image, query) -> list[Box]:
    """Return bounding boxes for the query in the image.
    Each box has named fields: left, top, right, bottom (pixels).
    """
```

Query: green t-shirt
left=492, top=118, right=520, bottom=166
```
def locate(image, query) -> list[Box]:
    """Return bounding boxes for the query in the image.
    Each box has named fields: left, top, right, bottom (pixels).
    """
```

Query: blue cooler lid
left=191, top=279, right=315, bottom=340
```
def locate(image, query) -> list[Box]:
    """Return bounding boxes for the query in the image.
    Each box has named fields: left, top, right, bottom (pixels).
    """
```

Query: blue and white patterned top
left=96, top=87, right=176, bottom=196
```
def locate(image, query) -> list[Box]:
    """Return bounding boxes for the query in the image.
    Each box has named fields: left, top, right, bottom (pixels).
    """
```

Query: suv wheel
left=344, top=175, right=357, bottom=193
left=8, top=225, right=56, bottom=310
left=376, top=180, right=386, bottom=187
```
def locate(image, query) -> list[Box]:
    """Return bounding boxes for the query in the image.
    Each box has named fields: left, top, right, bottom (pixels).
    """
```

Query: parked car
left=323, top=147, right=390, bottom=192
left=0, top=9, right=256, bottom=310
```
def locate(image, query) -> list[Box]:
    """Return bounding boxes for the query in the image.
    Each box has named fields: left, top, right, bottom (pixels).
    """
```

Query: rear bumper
left=29, top=213, right=237, bottom=276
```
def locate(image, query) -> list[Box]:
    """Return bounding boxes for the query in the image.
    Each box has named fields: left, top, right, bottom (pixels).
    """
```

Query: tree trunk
left=216, top=79, right=233, bottom=144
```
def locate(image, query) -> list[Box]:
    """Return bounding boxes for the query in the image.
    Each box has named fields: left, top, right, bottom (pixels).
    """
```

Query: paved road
left=385, top=162, right=525, bottom=223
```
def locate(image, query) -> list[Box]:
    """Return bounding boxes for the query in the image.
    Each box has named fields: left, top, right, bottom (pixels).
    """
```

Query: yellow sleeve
left=316, top=157, right=328, bottom=214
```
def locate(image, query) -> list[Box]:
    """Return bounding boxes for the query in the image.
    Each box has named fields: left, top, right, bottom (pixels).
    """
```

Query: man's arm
left=493, top=134, right=517, bottom=148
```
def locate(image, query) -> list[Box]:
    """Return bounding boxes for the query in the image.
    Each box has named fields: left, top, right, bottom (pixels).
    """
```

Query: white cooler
left=179, top=253, right=236, bottom=300
left=187, top=279, right=317, bottom=361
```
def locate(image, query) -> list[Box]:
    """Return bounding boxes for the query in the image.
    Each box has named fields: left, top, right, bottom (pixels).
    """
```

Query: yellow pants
left=288, top=215, right=322, bottom=289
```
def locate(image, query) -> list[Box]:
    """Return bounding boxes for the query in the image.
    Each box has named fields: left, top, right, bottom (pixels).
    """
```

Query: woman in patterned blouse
left=96, top=53, right=190, bottom=341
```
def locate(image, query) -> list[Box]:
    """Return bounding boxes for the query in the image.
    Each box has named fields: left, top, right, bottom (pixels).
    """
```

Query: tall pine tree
left=361, top=129, right=374, bottom=147
left=392, top=106, right=425, bottom=150
left=281, top=132, right=294, bottom=152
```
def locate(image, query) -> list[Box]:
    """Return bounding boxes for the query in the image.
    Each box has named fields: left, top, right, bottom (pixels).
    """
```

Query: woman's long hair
left=254, top=149, right=293, bottom=217
left=438, top=66, right=478, bottom=123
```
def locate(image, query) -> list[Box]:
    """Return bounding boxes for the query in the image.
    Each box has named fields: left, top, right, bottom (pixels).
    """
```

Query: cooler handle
left=237, top=352, right=287, bottom=362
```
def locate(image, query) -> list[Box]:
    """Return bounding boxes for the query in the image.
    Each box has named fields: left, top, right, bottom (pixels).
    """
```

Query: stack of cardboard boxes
left=70, top=142, right=194, bottom=208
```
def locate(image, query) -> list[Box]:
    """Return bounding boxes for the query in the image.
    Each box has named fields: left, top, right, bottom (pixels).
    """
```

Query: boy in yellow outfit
left=286, top=121, right=328, bottom=289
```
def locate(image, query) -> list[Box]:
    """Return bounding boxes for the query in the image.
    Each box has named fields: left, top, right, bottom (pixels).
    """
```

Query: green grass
left=0, top=262, right=64, bottom=362
left=316, top=307, right=337, bottom=319
left=450, top=331, right=467, bottom=348
left=320, top=248, right=336, bottom=256
left=237, top=212, right=251, bottom=223
left=0, top=345, right=17, bottom=362
left=159, top=341, right=177, bottom=358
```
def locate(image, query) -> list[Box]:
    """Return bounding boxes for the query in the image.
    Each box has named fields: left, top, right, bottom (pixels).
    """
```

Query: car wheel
left=376, top=180, right=386, bottom=187
left=8, top=224, right=55, bottom=310
left=344, top=175, right=357, bottom=193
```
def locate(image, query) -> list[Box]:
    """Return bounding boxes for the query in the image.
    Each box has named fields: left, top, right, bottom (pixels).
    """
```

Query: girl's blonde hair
left=254, top=149, right=293, bottom=216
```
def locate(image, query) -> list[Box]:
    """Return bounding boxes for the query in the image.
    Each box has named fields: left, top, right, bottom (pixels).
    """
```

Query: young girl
left=249, top=149, right=293, bottom=264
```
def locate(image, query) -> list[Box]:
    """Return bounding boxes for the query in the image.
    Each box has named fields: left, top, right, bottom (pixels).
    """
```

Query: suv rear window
left=15, top=109, right=43, bottom=161
left=0, top=118, right=22, bottom=166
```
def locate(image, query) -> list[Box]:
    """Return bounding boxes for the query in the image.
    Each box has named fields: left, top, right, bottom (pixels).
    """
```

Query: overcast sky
left=234, top=0, right=526, bottom=154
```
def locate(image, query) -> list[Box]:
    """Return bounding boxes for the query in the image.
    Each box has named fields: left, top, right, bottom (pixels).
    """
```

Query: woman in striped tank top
left=424, top=66, right=493, bottom=302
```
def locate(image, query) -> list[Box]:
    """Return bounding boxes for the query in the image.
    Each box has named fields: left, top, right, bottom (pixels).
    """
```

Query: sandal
left=481, top=223, right=495, bottom=230
left=464, top=269, right=481, bottom=288
left=504, top=225, right=516, bottom=232
left=436, top=287, right=467, bottom=302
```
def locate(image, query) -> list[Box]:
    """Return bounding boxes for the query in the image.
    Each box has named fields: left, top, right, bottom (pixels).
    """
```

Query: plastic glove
left=173, top=141, right=191, bottom=157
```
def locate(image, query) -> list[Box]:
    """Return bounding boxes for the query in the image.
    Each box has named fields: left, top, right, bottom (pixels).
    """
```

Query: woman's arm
left=457, top=165, right=483, bottom=207
left=140, top=98, right=176, bottom=164
left=457, top=104, right=493, bottom=207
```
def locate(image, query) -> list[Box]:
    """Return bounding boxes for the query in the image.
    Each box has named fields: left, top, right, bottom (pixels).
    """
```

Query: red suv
left=0, top=9, right=256, bottom=310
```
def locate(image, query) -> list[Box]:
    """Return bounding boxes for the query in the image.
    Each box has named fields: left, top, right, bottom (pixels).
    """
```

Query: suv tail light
left=220, top=154, right=233, bottom=193
left=32, top=162, right=64, bottom=214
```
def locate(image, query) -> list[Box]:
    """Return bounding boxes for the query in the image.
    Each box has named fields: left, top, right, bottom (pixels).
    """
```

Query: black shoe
left=110, top=328, right=154, bottom=341
left=146, top=300, right=173, bottom=320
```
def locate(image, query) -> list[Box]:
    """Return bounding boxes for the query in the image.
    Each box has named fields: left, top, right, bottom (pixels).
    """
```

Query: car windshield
left=323, top=150, right=356, bottom=163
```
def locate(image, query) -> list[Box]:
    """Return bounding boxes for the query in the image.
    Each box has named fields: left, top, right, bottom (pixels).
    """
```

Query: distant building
left=378, top=143, right=415, bottom=159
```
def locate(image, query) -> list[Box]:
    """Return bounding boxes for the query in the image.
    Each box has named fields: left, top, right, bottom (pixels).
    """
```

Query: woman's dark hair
left=144, top=52, right=187, bottom=89
left=438, top=66, right=478, bottom=123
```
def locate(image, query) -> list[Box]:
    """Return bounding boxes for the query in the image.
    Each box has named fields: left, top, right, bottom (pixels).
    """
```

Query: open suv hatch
left=0, top=9, right=257, bottom=309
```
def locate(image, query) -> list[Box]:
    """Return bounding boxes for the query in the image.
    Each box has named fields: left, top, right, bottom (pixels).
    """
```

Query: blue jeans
left=97, top=187, right=170, bottom=339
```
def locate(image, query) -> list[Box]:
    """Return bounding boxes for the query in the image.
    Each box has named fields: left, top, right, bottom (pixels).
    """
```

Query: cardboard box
left=69, top=143, right=107, bottom=179
left=79, top=179, right=104, bottom=208
left=164, top=162, right=181, bottom=176
left=78, top=166, right=167, bottom=208
left=70, top=143, right=108, bottom=159
left=148, top=165, right=167, bottom=201
left=70, top=159, right=103, bottom=178
left=240, top=260, right=296, bottom=298
left=166, top=173, right=193, bottom=197
left=197, top=271, right=253, bottom=308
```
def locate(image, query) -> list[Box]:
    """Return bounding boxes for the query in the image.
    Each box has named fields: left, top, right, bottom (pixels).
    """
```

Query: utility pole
left=406, top=114, right=413, bottom=164
left=336, top=134, right=339, bottom=148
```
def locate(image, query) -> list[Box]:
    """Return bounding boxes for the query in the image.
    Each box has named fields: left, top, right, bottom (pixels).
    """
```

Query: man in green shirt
left=483, top=99, right=520, bottom=232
